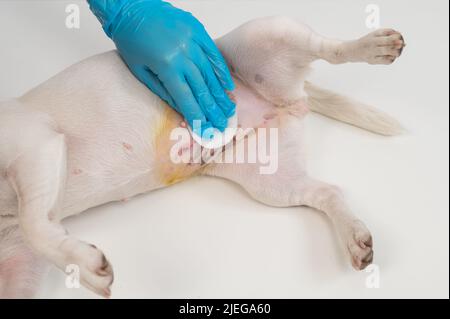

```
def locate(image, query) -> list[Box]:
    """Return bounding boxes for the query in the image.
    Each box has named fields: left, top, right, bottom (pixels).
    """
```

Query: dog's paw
left=68, top=243, right=114, bottom=298
left=356, top=29, right=406, bottom=65
left=342, top=220, right=374, bottom=270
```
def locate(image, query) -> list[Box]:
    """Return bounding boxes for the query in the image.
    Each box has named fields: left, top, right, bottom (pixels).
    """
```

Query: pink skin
left=122, top=142, right=133, bottom=152
left=175, top=77, right=297, bottom=159
left=72, top=168, right=83, bottom=175
left=233, top=78, right=279, bottom=129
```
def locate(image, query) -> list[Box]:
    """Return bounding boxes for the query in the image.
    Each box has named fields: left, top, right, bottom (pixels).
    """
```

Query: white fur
left=305, top=82, right=404, bottom=135
left=0, top=16, right=405, bottom=298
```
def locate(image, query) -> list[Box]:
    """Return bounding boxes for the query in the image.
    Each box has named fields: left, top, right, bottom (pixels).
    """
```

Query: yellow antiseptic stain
left=153, top=106, right=204, bottom=186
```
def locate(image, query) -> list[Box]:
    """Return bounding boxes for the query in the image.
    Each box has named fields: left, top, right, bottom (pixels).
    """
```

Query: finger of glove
left=130, top=65, right=178, bottom=112
left=188, top=44, right=236, bottom=118
left=193, top=26, right=235, bottom=91
left=184, top=62, right=228, bottom=132
left=162, top=73, right=212, bottom=136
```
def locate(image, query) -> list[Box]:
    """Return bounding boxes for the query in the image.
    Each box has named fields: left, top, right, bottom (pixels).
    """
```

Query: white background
left=0, top=0, right=448, bottom=298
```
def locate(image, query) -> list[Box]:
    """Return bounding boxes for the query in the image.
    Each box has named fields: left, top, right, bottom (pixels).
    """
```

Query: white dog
left=0, top=16, right=405, bottom=298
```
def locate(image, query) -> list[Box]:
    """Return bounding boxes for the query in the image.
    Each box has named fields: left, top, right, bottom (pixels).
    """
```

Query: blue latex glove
left=88, top=0, right=236, bottom=134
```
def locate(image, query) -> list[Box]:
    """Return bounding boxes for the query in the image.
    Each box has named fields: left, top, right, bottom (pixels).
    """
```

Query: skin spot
left=227, top=91, right=237, bottom=103
left=333, top=48, right=343, bottom=60
left=122, top=142, right=133, bottom=152
left=72, top=169, right=83, bottom=175
left=263, top=113, right=278, bottom=121
left=180, top=121, right=187, bottom=128
left=177, top=141, right=193, bottom=157
left=48, top=211, right=56, bottom=221
left=3, top=168, right=16, bottom=180
left=255, top=74, right=264, bottom=84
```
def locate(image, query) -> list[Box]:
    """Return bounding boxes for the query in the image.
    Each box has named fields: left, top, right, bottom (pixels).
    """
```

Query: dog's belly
left=15, top=51, right=168, bottom=218
left=59, top=105, right=206, bottom=218
left=16, top=48, right=311, bottom=220
left=14, top=51, right=289, bottom=219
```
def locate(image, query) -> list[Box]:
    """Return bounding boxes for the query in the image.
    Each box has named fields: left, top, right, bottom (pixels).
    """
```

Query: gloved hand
left=88, top=0, right=236, bottom=135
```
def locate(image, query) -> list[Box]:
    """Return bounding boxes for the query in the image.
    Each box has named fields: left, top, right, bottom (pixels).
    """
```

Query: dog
left=0, top=16, right=405, bottom=298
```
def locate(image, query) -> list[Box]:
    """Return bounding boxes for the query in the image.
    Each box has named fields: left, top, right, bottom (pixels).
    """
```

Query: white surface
left=0, top=0, right=448, bottom=299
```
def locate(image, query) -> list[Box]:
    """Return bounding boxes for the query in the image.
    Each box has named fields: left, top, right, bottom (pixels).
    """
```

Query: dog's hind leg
left=217, top=16, right=315, bottom=106
left=203, top=161, right=373, bottom=270
left=222, top=16, right=406, bottom=66
left=315, top=28, right=406, bottom=65
left=3, top=109, right=113, bottom=298
left=291, top=177, right=374, bottom=270
left=216, top=17, right=405, bottom=134
left=217, top=17, right=405, bottom=105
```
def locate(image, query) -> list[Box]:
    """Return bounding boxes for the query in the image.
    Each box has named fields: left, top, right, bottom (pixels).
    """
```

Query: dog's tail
left=305, top=81, right=404, bottom=136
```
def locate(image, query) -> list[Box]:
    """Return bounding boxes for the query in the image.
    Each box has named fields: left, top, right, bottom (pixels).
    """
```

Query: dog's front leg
left=6, top=129, right=113, bottom=297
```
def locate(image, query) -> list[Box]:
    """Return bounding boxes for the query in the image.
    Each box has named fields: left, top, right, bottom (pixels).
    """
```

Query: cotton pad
left=189, top=113, right=239, bottom=149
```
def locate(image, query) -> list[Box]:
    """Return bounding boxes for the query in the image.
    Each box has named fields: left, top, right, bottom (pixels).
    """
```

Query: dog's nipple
left=255, top=74, right=264, bottom=84
left=122, top=142, right=133, bottom=152
left=72, top=169, right=83, bottom=175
